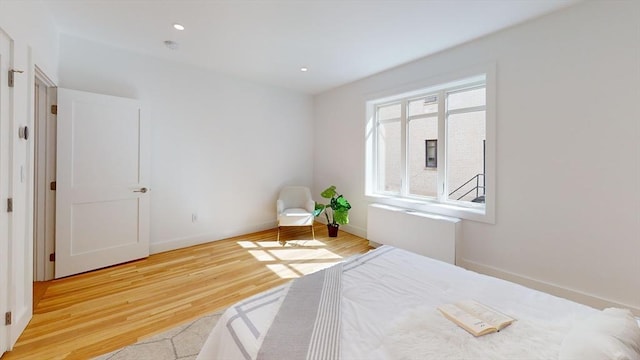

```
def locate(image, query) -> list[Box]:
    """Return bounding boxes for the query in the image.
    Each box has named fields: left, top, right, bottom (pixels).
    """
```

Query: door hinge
left=49, top=253, right=55, bottom=262
left=8, top=69, right=23, bottom=88
left=5, top=312, right=11, bottom=326
left=51, top=105, right=57, bottom=115
left=7, top=198, right=13, bottom=212
left=50, top=181, right=56, bottom=191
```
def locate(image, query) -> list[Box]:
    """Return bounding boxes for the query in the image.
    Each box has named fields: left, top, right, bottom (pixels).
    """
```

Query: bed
left=197, top=245, right=640, bottom=360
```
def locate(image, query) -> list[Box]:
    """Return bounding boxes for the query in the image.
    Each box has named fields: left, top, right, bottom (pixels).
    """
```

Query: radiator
left=367, top=204, right=461, bottom=264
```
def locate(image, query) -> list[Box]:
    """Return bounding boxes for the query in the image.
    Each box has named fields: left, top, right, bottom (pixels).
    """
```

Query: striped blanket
left=257, top=263, right=343, bottom=359
left=218, top=262, right=343, bottom=360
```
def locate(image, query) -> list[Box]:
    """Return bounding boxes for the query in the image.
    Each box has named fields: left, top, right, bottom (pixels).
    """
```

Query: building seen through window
left=374, top=79, right=486, bottom=206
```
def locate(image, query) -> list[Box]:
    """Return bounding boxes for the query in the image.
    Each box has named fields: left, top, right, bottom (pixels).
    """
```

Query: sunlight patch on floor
left=279, top=239, right=327, bottom=247
left=288, top=262, right=337, bottom=275
left=237, top=241, right=259, bottom=248
left=268, top=248, right=342, bottom=261
left=238, top=238, right=344, bottom=279
left=266, top=264, right=302, bottom=278
left=253, top=239, right=328, bottom=248
left=254, top=241, right=283, bottom=248
left=248, top=250, right=277, bottom=261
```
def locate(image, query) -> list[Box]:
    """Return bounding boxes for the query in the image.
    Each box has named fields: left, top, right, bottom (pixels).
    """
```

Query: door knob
left=134, top=187, right=148, bottom=193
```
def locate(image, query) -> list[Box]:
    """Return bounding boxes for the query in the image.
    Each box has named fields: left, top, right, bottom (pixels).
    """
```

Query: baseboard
left=150, top=234, right=220, bottom=254
left=313, top=218, right=367, bottom=238
left=459, top=257, right=640, bottom=315
left=150, top=221, right=277, bottom=254
left=340, top=223, right=366, bottom=238
left=150, top=220, right=367, bottom=255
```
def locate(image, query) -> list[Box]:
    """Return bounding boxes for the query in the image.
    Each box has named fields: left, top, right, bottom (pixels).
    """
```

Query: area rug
left=93, top=311, right=223, bottom=360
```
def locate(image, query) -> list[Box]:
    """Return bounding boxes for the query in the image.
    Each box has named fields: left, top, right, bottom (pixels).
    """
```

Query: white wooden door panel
left=56, top=88, right=150, bottom=278
left=1, top=25, right=33, bottom=353
left=0, top=27, right=11, bottom=356
left=71, top=101, right=140, bottom=186
left=71, top=199, right=139, bottom=250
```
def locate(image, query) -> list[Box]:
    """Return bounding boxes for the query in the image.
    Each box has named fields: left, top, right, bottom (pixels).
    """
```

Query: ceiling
left=45, top=0, right=579, bottom=94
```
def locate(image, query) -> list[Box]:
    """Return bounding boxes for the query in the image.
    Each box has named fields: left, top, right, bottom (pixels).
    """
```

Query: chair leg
left=277, top=226, right=281, bottom=244
left=311, top=224, right=315, bottom=240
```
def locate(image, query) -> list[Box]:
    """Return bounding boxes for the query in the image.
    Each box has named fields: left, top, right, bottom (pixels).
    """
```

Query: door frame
left=33, top=66, right=56, bottom=281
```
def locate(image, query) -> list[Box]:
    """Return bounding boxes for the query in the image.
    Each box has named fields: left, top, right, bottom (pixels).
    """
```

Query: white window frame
left=365, top=64, right=496, bottom=224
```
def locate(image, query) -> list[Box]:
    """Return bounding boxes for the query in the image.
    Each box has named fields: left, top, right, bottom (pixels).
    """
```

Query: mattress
left=197, top=246, right=611, bottom=359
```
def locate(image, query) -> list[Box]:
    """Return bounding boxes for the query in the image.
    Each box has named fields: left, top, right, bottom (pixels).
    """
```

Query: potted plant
left=313, top=185, right=351, bottom=237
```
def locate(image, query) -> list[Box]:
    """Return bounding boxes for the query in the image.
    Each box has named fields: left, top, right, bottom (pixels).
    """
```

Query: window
left=366, top=70, right=495, bottom=223
left=425, top=139, right=437, bottom=168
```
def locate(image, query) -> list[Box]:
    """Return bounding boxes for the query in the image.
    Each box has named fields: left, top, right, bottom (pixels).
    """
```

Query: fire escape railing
left=449, top=173, right=485, bottom=202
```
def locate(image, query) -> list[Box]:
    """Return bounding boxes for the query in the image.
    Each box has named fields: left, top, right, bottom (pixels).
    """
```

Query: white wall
left=314, top=1, right=640, bottom=312
left=58, top=35, right=314, bottom=252
left=0, top=0, right=59, bottom=348
left=0, top=0, right=59, bottom=83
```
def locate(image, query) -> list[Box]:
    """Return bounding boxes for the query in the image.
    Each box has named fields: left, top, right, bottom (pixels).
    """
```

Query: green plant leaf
left=334, top=209, right=349, bottom=225
left=320, top=185, right=337, bottom=199
left=313, top=203, right=326, bottom=217
left=329, top=197, right=338, bottom=209
left=335, top=196, right=351, bottom=210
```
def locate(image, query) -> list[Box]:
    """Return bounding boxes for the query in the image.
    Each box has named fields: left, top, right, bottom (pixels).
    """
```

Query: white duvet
left=198, top=246, right=614, bottom=359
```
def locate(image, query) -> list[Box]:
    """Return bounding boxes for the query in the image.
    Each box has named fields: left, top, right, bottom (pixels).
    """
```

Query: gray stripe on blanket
left=306, top=264, right=342, bottom=360
left=257, top=264, right=342, bottom=360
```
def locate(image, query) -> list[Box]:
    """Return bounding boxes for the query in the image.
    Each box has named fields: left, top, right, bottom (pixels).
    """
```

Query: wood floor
left=2, top=224, right=371, bottom=360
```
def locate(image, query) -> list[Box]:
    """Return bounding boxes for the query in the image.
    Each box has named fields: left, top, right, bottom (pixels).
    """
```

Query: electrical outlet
left=191, top=213, right=198, bottom=223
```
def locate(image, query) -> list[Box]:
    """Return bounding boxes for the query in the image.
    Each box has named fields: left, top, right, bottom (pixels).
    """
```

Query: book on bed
left=438, top=300, right=516, bottom=337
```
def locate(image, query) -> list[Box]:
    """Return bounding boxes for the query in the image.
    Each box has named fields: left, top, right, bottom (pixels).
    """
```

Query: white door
left=0, top=27, right=11, bottom=356
left=55, top=88, right=150, bottom=278
left=2, top=25, right=35, bottom=352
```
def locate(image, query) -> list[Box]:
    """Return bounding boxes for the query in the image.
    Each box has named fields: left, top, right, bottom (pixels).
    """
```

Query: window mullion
left=437, top=90, right=446, bottom=201
left=373, top=109, right=380, bottom=193
left=407, top=113, right=437, bottom=122
left=400, top=100, right=408, bottom=196
left=447, top=105, right=485, bottom=116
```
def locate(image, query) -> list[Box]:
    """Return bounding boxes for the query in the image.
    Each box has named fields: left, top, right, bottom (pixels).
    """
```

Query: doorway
left=33, top=68, right=56, bottom=282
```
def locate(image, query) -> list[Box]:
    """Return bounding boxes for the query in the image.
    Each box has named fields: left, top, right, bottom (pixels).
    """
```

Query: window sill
left=365, top=193, right=494, bottom=224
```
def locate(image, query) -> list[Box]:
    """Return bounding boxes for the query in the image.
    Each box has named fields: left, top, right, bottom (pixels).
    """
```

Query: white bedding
left=197, top=246, right=604, bottom=359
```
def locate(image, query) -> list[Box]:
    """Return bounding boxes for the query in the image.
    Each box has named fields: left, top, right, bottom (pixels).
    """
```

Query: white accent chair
left=276, top=186, right=315, bottom=243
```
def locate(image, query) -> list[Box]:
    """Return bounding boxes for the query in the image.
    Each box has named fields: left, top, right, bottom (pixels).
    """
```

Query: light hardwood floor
left=2, top=224, right=371, bottom=360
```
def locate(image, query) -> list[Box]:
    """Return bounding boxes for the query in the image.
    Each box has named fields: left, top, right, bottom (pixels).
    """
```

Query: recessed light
left=173, top=23, right=185, bottom=31
left=300, top=67, right=308, bottom=72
